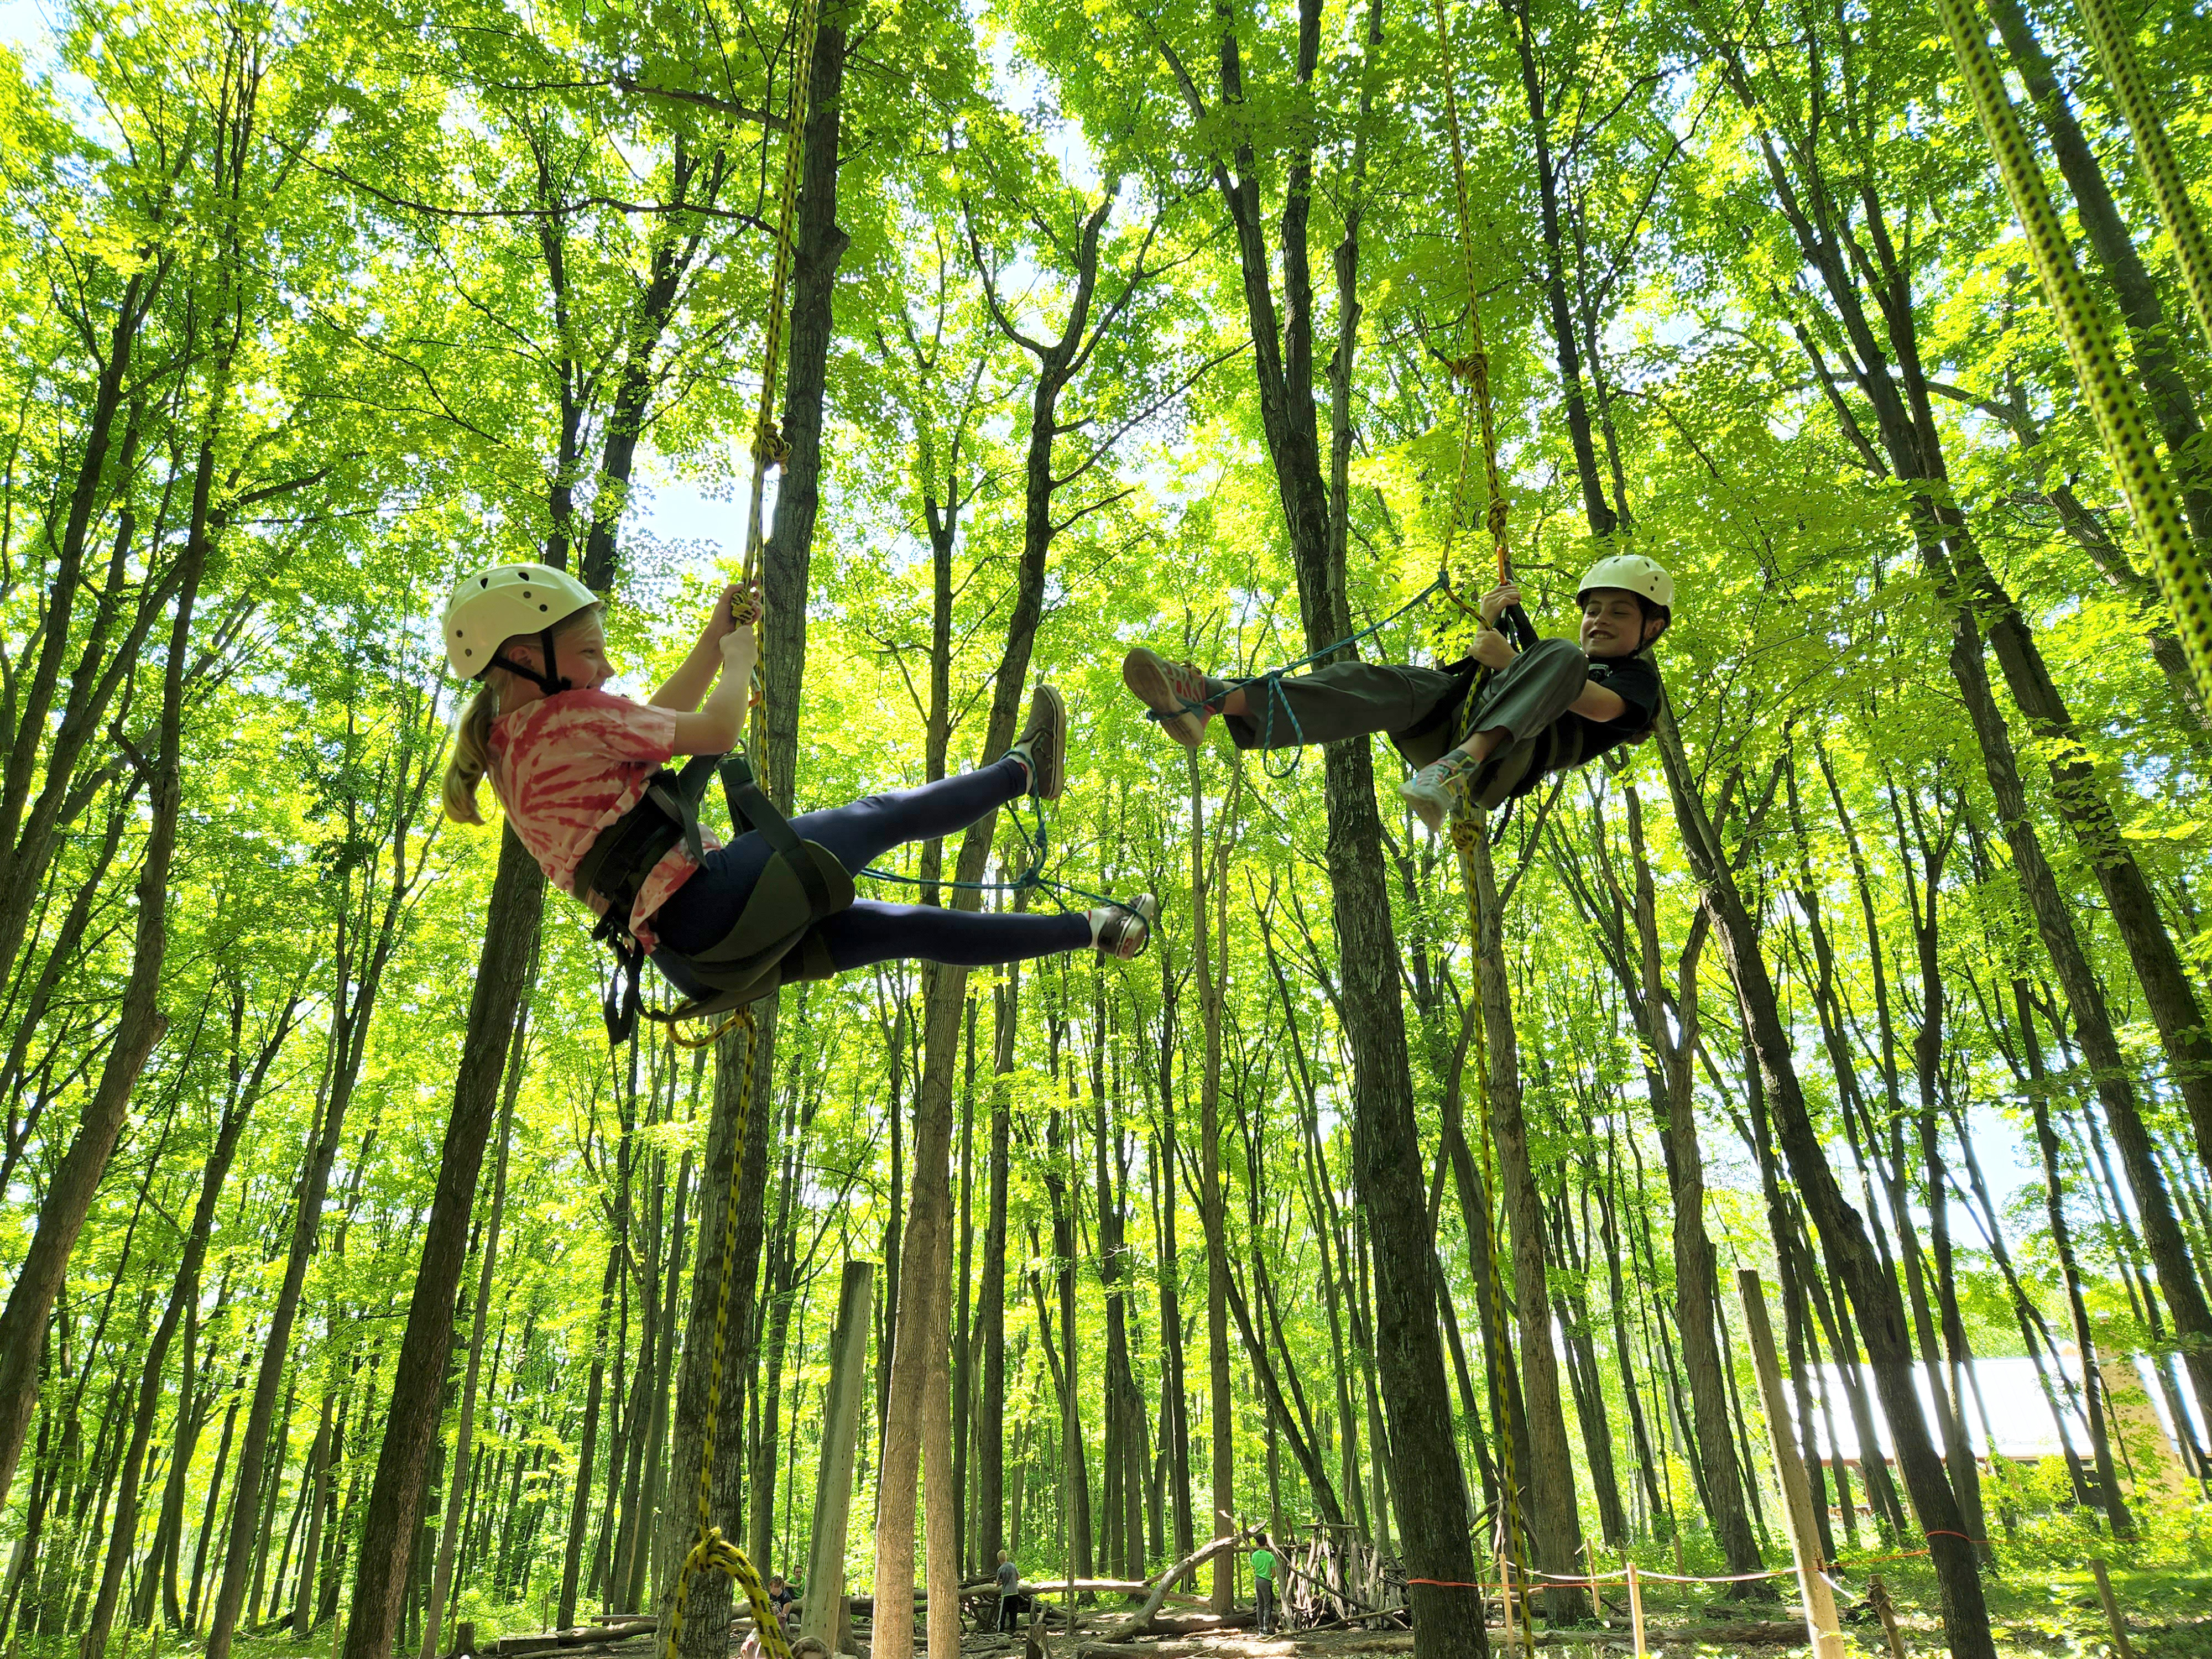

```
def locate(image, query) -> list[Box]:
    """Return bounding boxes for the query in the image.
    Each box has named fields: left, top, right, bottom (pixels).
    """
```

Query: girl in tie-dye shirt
left=441, top=575, right=1154, bottom=989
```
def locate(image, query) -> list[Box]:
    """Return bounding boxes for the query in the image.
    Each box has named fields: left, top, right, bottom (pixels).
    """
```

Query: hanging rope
left=660, top=8, right=823, bottom=1637
left=1933, top=0, right=2212, bottom=706
left=1449, top=817, right=1532, bottom=1595
left=1429, top=0, right=1530, bottom=1599
left=740, top=0, right=825, bottom=589
left=665, top=1009, right=792, bottom=1659
left=1428, top=0, right=1511, bottom=612
left=2072, top=0, right=2212, bottom=357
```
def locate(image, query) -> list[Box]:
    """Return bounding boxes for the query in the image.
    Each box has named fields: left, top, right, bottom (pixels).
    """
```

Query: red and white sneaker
left=1092, top=895, right=1159, bottom=960
left=1121, top=648, right=1214, bottom=748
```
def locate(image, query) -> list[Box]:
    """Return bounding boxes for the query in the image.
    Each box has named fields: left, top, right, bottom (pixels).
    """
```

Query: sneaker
left=1121, top=647, right=1214, bottom=748
left=1006, top=684, right=1066, bottom=800
left=1092, top=894, right=1158, bottom=959
left=1400, top=749, right=1484, bottom=833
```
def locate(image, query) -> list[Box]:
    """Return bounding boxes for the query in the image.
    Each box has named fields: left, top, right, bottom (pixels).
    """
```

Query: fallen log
left=1097, top=1527, right=1261, bottom=1641
left=492, top=1618, right=659, bottom=1654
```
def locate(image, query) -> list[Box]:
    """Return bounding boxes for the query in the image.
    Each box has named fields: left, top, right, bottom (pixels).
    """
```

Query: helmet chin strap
left=489, top=629, right=572, bottom=696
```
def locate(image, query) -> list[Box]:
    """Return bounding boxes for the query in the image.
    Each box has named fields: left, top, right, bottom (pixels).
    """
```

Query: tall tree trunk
left=1656, top=714, right=1996, bottom=1657
left=977, top=959, right=1018, bottom=1570
left=421, top=997, right=526, bottom=1657
left=82, top=998, right=294, bottom=1657
left=342, top=832, right=541, bottom=1659
left=1187, top=753, right=1236, bottom=1615
left=1614, top=791, right=1770, bottom=1593
left=0, top=427, right=207, bottom=1514
left=659, top=18, right=847, bottom=1653
left=1461, top=827, right=1586, bottom=1620
left=1177, top=0, right=1484, bottom=1638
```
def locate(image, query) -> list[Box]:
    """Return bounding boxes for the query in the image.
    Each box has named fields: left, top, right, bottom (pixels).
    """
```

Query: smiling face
left=494, top=607, right=612, bottom=699
left=1578, top=587, right=1665, bottom=656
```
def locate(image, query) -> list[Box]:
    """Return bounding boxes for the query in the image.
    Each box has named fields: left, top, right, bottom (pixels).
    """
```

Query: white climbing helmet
left=442, top=563, right=598, bottom=680
left=1575, top=554, right=1674, bottom=614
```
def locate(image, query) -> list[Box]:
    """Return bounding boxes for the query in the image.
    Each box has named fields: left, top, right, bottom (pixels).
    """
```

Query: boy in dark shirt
left=1122, top=556, right=1671, bottom=830
left=764, top=1574, right=798, bottom=1629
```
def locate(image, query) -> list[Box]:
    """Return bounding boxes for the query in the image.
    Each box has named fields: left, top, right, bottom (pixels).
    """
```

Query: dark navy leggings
left=648, top=754, right=1090, bottom=995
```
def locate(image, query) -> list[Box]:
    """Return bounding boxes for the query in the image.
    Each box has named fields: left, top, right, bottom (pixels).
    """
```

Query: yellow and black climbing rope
left=2073, top=0, right=2212, bottom=358
left=1934, top=0, right=2212, bottom=706
left=663, top=0, right=826, bottom=1638
left=1431, top=0, right=1532, bottom=1605
left=741, top=0, right=825, bottom=585
left=665, top=1011, right=791, bottom=1659
left=1428, top=0, right=1511, bottom=609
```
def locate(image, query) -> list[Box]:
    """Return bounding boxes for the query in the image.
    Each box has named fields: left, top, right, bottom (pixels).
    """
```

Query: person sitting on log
left=441, top=565, right=1156, bottom=1011
left=1120, top=555, right=1672, bottom=831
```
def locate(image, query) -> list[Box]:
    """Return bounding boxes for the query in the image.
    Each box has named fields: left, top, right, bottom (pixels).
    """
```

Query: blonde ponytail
left=443, top=681, right=502, bottom=824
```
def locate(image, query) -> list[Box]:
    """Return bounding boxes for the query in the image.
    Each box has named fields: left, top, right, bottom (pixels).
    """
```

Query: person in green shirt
left=1250, top=1535, right=1279, bottom=1636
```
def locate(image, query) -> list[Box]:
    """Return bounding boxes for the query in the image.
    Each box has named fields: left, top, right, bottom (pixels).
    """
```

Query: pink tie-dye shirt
left=487, top=689, right=716, bottom=951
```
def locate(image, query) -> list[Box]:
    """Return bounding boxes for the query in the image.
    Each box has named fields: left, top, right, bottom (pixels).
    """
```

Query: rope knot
left=685, top=1526, right=747, bottom=1579
left=1449, top=351, right=1489, bottom=386
left=752, top=420, right=791, bottom=466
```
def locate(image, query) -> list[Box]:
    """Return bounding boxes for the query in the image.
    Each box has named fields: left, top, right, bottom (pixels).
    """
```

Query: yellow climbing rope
left=665, top=1010, right=792, bottom=1659
left=1933, top=0, right=2212, bottom=706
left=662, top=1, right=824, bottom=1646
left=1449, top=818, right=1533, bottom=1601
left=740, top=0, right=826, bottom=586
left=1431, top=0, right=1530, bottom=1606
left=2072, top=0, right=2212, bottom=358
left=1428, top=0, right=1511, bottom=613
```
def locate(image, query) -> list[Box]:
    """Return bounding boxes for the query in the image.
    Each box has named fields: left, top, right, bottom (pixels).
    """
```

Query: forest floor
left=58, top=1557, right=2203, bottom=1659
left=958, top=1557, right=2212, bottom=1657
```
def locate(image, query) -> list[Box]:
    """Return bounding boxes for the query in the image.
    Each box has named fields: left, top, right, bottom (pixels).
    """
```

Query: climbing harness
left=665, top=1009, right=795, bottom=1659
left=1933, top=0, right=2212, bottom=705
left=591, top=0, right=840, bottom=1055
left=578, top=748, right=853, bottom=1047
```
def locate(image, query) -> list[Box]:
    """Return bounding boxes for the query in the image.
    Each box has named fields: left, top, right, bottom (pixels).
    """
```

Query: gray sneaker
left=1007, top=684, right=1066, bottom=800
left=1400, top=749, right=1481, bottom=832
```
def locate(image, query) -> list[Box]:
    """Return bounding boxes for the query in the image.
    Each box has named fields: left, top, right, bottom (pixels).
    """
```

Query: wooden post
left=1625, top=1562, right=1646, bottom=1658
left=1497, top=1547, right=1516, bottom=1651
left=2090, top=1559, right=2138, bottom=1659
left=799, top=1261, right=874, bottom=1651
left=1736, top=1270, right=1845, bottom=1659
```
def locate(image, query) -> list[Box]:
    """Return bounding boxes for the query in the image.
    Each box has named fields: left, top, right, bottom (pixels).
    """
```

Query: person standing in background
left=1251, top=1535, right=1279, bottom=1636
left=995, top=1549, right=1024, bottom=1632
